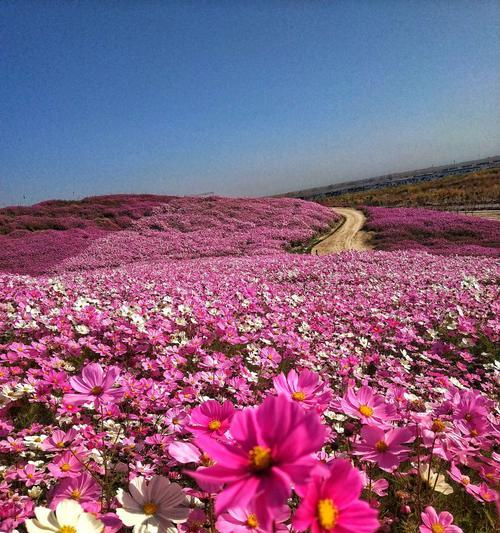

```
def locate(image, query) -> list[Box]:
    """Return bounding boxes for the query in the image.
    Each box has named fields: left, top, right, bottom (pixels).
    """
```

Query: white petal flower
left=116, top=475, right=189, bottom=533
left=419, top=465, right=454, bottom=495
left=25, top=499, right=104, bottom=533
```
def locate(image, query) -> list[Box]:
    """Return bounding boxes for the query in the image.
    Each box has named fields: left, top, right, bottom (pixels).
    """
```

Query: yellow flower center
left=249, top=445, right=272, bottom=471
left=359, top=404, right=373, bottom=417
left=375, top=440, right=389, bottom=452
left=208, top=419, right=222, bottom=431
left=27, top=473, right=34, bottom=479
left=59, top=527, right=77, bottom=533
left=470, top=429, right=479, bottom=437
left=292, top=391, right=306, bottom=401
left=200, top=452, right=214, bottom=467
left=431, top=524, right=445, bottom=533
left=172, top=417, right=180, bottom=425
left=317, top=498, right=339, bottom=529
left=431, top=419, right=446, bottom=433
left=143, top=502, right=157, bottom=515
left=246, top=514, right=259, bottom=528
left=70, top=489, right=81, bottom=499
left=91, top=386, right=103, bottom=395
left=56, top=441, right=66, bottom=448
left=60, top=463, right=71, bottom=472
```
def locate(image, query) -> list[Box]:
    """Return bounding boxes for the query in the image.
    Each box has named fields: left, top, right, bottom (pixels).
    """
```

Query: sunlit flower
left=64, top=363, right=122, bottom=408
left=293, top=459, right=379, bottom=533
left=25, top=499, right=104, bottom=533
left=188, top=400, right=235, bottom=438
left=116, top=475, right=189, bottom=532
left=273, top=369, right=331, bottom=410
left=419, top=506, right=463, bottom=533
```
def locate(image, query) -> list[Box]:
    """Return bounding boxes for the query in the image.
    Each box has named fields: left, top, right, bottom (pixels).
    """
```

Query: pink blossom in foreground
left=419, top=506, right=463, bottom=533
left=354, top=425, right=414, bottom=472
left=293, top=459, right=379, bottom=533
left=273, top=368, right=331, bottom=411
left=64, top=363, right=122, bottom=408
left=191, top=394, right=326, bottom=529
left=49, top=473, right=101, bottom=509
left=340, top=385, right=397, bottom=426
left=187, top=400, right=235, bottom=438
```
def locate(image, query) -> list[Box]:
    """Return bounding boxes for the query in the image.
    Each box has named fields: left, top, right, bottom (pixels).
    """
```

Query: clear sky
left=1, top=0, right=499, bottom=206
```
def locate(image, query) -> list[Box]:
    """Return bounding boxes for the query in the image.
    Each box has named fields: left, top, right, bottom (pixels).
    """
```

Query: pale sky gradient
left=1, top=0, right=499, bottom=206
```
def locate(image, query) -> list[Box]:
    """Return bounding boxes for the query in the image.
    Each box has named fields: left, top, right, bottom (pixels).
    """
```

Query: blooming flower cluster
left=0, top=210, right=498, bottom=531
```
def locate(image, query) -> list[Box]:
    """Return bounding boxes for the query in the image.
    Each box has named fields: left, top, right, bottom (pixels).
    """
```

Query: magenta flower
left=190, top=394, right=326, bottom=529
left=49, top=473, right=101, bottom=509
left=353, top=425, right=414, bottom=472
left=340, top=385, right=397, bottom=426
left=293, top=459, right=379, bottom=533
left=188, top=400, right=235, bottom=438
left=17, top=463, right=44, bottom=487
left=41, top=428, right=78, bottom=452
left=273, top=369, right=331, bottom=411
left=216, top=505, right=289, bottom=532
left=419, top=506, right=463, bottom=533
left=47, top=450, right=84, bottom=479
left=64, top=363, right=122, bottom=408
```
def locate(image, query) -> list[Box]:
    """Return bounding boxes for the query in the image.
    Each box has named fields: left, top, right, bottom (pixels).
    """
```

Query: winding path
left=311, top=208, right=372, bottom=255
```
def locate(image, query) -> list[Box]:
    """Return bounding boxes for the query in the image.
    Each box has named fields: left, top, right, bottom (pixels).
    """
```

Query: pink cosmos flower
left=17, top=463, right=44, bottom=487
left=293, top=459, right=379, bottom=533
left=354, top=426, right=414, bottom=472
left=64, top=363, right=122, bottom=409
left=47, top=450, right=84, bottom=478
left=49, top=472, right=101, bottom=509
left=447, top=464, right=480, bottom=497
left=188, top=400, right=235, bottom=438
left=41, top=428, right=79, bottom=452
left=419, top=506, right=463, bottom=533
left=273, top=369, right=331, bottom=411
left=190, top=394, right=326, bottom=530
left=216, top=505, right=289, bottom=532
left=340, top=385, right=397, bottom=426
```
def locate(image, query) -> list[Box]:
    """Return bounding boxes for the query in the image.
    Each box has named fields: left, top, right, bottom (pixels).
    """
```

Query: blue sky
left=1, top=0, right=499, bottom=206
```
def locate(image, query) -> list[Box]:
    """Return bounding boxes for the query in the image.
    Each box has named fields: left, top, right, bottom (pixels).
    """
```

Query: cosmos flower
left=64, top=363, right=123, bottom=409
left=49, top=472, right=101, bottom=509
left=419, top=506, right=463, bottom=533
left=340, top=385, right=397, bottom=426
left=25, top=499, right=104, bottom=533
left=187, top=400, right=235, bottom=438
left=190, top=394, right=326, bottom=529
left=353, top=425, right=414, bottom=472
left=273, top=369, right=331, bottom=410
left=216, top=505, right=289, bottom=532
left=116, top=475, right=189, bottom=533
left=292, top=459, right=379, bottom=533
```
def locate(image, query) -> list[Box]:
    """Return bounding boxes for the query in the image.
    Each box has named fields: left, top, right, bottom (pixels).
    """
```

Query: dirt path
left=312, top=207, right=372, bottom=255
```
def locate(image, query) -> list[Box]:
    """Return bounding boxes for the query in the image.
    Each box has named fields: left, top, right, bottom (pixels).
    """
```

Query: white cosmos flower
left=25, top=499, right=104, bottom=533
left=419, top=465, right=454, bottom=495
left=116, top=475, right=189, bottom=533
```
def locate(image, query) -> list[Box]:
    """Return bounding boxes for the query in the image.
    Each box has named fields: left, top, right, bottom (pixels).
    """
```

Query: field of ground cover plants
left=0, top=196, right=499, bottom=533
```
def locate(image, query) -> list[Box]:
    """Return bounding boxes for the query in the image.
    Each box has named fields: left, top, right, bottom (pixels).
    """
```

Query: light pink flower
left=64, top=363, right=122, bottom=408
left=419, top=506, right=463, bottom=533
left=216, top=505, right=289, bottom=532
left=293, top=459, right=379, bottom=533
left=49, top=472, right=101, bottom=509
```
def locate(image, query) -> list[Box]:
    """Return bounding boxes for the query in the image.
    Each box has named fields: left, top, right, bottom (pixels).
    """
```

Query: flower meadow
left=0, top=196, right=336, bottom=276
left=363, top=207, right=499, bottom=257
left=0, top=241, right=499, bottom=533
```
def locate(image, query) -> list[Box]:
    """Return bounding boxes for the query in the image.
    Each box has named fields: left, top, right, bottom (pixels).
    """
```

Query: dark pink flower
left=273, top=369, right=331, bottom=411
left=354, top=426, right=414, bottom=472
left=293, top=459, right=379, bottom=533
left=340, top=385, right=397, bottom=426
left=188, top=400, right=235, bottom=438
left=190, top=394, right=326, bottom=529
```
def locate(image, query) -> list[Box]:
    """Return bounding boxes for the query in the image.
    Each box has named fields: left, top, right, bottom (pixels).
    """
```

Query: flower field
left=0, top=198, right=499, bottom=532
left=364, top=207, right=500, bottom=257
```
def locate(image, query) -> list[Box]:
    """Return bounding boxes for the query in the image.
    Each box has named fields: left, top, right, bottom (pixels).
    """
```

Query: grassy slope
left=320, top=168, right=500, bottom=208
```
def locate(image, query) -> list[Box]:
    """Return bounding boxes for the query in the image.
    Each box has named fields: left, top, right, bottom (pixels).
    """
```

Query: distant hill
left=320, top=167, right=500, bottom=209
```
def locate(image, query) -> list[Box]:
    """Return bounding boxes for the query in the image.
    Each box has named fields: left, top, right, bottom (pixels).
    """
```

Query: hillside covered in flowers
left=0, top=197, right=499, bottom=533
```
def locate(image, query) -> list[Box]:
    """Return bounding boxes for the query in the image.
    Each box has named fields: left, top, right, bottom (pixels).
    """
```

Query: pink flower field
left=0, top=197, right=499, bottom=533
